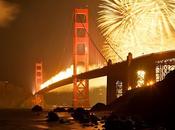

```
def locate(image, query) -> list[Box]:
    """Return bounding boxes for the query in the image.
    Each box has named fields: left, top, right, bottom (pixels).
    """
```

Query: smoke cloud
left=0, top=0, right=19, bottom=27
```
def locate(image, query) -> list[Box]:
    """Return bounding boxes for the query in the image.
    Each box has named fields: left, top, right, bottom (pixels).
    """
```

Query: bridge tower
left=33, top=62, right=43, bottom=106
left=73, top=9, right=89, bottom=108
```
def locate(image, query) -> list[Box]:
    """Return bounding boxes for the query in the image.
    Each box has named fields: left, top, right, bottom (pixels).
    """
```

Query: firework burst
left=98, top=0, right=175, bottom=62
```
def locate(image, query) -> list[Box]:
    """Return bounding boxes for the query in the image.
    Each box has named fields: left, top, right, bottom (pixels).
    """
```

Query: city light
left=136, top=70, right=145, bottom=88
left=147, top=80, right=154, bottom=86
left=128, top=86, right=132, bottom=91
left=98, top=0, right=175, bottom=62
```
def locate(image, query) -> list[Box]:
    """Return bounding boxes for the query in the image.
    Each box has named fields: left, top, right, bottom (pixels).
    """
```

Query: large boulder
left=89, top=114, right=99, bottom=125
left=90, top=103, right=106, bottom=112
left=31, top=105, right=43, bottom=112
left=67, top=107, right=74, bottom=113
left=53, top=107, right=66, bottom=112
left=104, top=114, right=134, bottom=130
left=71, top=107, right=90, bottom=123
left=47, top=111, right=59, bottom=122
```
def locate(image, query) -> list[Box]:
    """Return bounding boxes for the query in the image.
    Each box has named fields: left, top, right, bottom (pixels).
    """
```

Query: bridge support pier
left=107, top=73, right=128, bottom=105
left=73, top=9, right=89, bottom=108
left=33, top=94, right=44, bottom=106
left=107, top=74, right=117, bottom=105
left=106, top=53, right=133, bottom=105
left=34, top=62, right=44, bottom=106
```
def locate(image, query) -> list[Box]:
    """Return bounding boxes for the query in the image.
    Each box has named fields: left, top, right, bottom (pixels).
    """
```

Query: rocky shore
left=31, top=70, right=175, bottom=129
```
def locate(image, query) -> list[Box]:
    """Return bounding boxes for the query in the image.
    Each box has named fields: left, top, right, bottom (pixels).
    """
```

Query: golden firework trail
left=98, top=0, right=175, bottom=62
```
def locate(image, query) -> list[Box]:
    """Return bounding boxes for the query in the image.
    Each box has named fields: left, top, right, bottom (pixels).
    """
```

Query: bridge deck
left=36, top=50, right=175, bottom=95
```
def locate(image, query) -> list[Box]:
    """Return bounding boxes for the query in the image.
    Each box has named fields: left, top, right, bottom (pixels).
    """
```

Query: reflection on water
left=0, top=109, right=103, bottom=130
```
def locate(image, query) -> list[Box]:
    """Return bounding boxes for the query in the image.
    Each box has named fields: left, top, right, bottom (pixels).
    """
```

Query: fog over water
left=0, top=77, right=107, bottom=108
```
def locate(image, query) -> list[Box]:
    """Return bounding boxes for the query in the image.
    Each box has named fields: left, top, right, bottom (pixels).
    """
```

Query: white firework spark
left=98, top=0, right=175, bottom=62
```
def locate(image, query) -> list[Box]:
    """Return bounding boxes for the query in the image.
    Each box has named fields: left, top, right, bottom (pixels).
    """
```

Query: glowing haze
left=0, top=0, right=18, bottom=27
left=98, top=0, right=175, bottom=62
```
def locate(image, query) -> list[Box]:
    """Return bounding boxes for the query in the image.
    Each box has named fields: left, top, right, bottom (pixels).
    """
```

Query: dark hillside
left=107, top=70, right=175, bottom=125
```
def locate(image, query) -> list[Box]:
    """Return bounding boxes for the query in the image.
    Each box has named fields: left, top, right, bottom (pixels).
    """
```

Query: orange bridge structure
left=36, top=50, right=175, bottom=105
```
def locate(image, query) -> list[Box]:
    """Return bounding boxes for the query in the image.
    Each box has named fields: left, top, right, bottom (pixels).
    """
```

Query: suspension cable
left=105, top=39, right=124, bottom=61
left=75, top=9, right=108, bottom=64
left=76, top=9, right=124, bottom=63
left=90, top=10, right=124, bottom=61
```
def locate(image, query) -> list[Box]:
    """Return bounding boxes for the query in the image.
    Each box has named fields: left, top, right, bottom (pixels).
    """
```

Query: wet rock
left=47, top=111, right=59, bottom=122
left=67, top=107, right=74, bottom=113
left=71, top=107, right=90, bottom=123
left=71, top=108, right=100, bottom=125
left=90, top=114, right=99, bottom=125
left=90, top=103, right=106, bottom=112
left=59, top=118, right=70, bottom=124
left=31, top=105, right=43, bottom=112
left=53, top=107, right=66, bottom=112
left=104, top=115, right=134, bottom=130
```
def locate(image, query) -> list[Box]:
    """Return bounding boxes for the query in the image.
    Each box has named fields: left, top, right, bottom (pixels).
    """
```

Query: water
left=0, top=109, right=103, bottom=130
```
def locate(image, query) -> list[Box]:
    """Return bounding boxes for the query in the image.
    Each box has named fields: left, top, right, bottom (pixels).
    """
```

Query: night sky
left=0, top=0, right=103, bottom=91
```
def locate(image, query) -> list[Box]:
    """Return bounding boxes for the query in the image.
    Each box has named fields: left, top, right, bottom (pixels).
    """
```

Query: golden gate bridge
left=32, top=8, right=175, bottom=108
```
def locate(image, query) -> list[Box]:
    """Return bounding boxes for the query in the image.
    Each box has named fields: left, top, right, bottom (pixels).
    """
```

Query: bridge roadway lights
left=35, top=50, right=175, bottom=107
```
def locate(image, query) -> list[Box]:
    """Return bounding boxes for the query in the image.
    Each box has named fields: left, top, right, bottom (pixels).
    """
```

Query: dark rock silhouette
left=90, top=114, right=99, bottom=125
left=31, top=105, right=43, bottom=112
left=47, top=111, right=59, bottom=122
left=90, top=103, right=106, bottom=111
left=71, top=107, right=90, bottom=123
left=59, top=118, right=69, bottom=124
left=71, top=107, right=100, bottom=125
left=67, top=107, right=74, bottom=113
left=106, top=70, right=175, bottom=129
left=105, top=115, right=135, bottom=130
left=53, top=107, right=66, bottom=112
